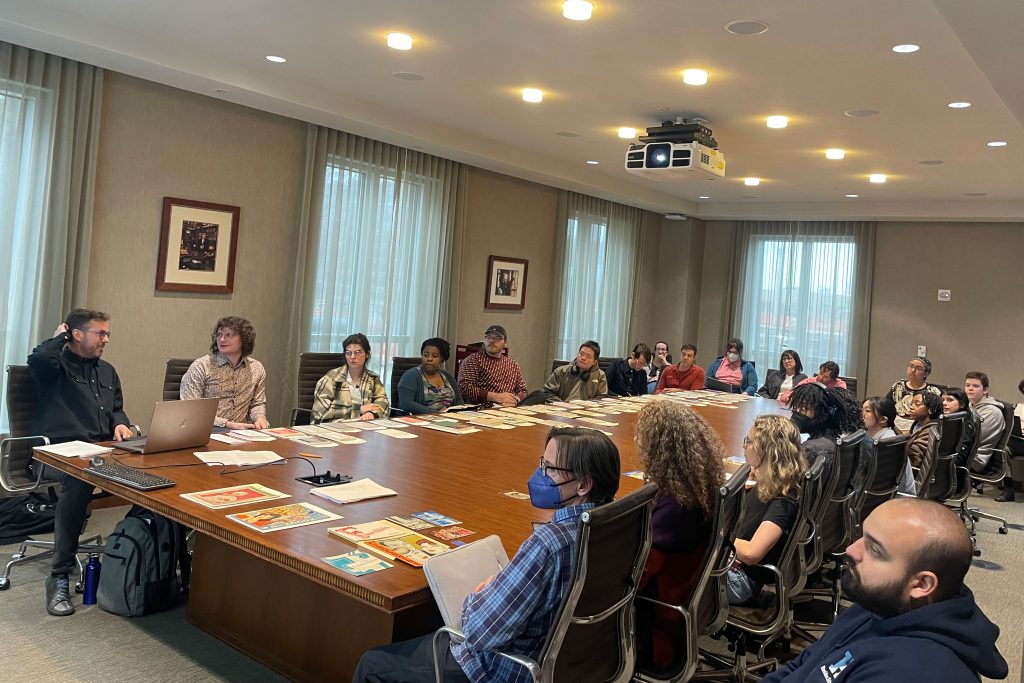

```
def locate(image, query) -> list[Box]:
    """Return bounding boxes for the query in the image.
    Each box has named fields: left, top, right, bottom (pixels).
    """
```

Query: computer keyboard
left=85, top=462, right=176, bottom=491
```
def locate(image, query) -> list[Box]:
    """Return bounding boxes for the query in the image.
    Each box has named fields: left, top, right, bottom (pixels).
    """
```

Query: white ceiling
left=3, top=0, right=1023, bottom=221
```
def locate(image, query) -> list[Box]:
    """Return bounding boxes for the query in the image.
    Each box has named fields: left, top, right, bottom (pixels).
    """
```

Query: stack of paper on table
left=309, top=478, right=397, bottom=504
left=228, top=429, right=275, bottom=442
left=35, top=441, right=113, bottom=458
left=194, top=450, right=284, bottom=466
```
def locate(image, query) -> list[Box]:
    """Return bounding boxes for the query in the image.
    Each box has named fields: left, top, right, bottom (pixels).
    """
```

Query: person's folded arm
left=369, top=375, right=389, bottom=414
left=397, top=371, right=433, bottom=414
left=310, top=372, right=339, bottom=423
left=248, top=362, right=268, bottom=426
left=27, top=333, right=68, bottom=383
left=733, top=520, right=783, bottom=565
left=457, top=356, right=484, bottom=404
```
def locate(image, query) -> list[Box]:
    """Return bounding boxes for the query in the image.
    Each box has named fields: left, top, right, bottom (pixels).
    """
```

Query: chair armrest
left=290, top=407, right=312, bottom=427
left=726, top=562, right=788, bottom=636
left=1, top=435, right=52, bottom=493
left=389, top=407, right=409, bottom=417
left=431, top=626, right=466, bottom=682
left=635, top=594, right=690, bottom=617
left=710, top=547, right=737, bottom=577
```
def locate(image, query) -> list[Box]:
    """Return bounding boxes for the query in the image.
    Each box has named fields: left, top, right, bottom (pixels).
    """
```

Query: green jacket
left=543, top=364, right=608, bottom=402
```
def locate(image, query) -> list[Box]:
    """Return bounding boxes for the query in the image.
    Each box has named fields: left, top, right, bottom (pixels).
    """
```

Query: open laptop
left=118, top=398, right=220, bottom=454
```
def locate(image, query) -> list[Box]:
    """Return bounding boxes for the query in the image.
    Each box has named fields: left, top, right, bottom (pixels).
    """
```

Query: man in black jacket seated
left=606, top=343, right=651, bottom=397
left=28, top=308, right=133, bottom=616
left=761, top=498, right=1007, bottom=683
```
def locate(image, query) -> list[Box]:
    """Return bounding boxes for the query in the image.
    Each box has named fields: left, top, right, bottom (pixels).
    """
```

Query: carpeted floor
left=2, top=491, right=1022, bottom=682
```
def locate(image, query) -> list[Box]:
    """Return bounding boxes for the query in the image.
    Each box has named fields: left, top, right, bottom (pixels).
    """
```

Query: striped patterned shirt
left=451, top=503, right=593, bottom=682
left=179, top=353, right=266, bottom=428
left=457, top=351, right=528, bottom=404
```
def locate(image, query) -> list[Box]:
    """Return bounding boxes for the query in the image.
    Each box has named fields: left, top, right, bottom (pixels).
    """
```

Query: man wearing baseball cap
left=457, top=324, right=528, bottom=407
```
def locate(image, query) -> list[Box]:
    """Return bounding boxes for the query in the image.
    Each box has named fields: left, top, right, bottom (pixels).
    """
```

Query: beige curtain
left=281, top=124, right=466, bottom=410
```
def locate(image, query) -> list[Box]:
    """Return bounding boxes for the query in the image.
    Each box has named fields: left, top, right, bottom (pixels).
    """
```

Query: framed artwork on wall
left=484, top=255, right=528, bottom=310
left=156, top=197, right=240, bottom=293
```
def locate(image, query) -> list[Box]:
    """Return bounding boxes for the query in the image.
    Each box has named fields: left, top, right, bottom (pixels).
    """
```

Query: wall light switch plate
left=917, top=345, right=927, bottom=357
left=938, top=289, right=951, bottom=302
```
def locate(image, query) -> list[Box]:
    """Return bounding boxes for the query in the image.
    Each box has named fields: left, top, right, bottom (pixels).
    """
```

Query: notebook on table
left=423, top=535, right=510, bottom=628
left=118, top=398, right=220, bottom=454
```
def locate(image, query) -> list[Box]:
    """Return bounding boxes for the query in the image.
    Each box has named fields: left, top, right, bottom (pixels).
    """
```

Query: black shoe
left=995, top=490, right=1016, bottom=503
left=45, top=574, right=75, bottom=616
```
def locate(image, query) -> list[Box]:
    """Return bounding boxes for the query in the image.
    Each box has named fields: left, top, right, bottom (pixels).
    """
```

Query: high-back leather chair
left=289, top=352, right=346, bottom=426
left=162, top=358, right=194, bottom=401
left=856, top=434, right=911, bottom=527
left=389, top=356, right=423, bottom=414
left=432, top=483, right=658, bottom=683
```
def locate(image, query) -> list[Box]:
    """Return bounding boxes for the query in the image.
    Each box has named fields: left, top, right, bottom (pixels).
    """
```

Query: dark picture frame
left=156, top=197, right=240, bottom=293
left=485, top=255, right=528, bottom=310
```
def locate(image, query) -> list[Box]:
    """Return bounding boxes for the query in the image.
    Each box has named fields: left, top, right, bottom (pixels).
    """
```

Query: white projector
left=624, top=141, right=726, bottom=180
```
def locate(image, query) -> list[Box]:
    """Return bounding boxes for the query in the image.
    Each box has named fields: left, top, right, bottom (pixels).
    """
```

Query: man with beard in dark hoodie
left=760, top=498, right=1007, bottom=683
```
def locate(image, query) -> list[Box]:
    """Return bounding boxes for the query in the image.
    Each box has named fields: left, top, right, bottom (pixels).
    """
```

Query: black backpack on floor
left=97, top=505, right=191, bottom=617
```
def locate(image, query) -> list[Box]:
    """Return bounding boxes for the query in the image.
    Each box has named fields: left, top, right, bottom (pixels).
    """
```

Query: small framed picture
left=485, top=255, right=528, bottom=310
left=156, top=197, right=240, bottom=293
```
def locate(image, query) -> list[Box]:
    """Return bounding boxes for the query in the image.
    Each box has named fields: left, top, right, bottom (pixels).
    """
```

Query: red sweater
left=655, top=364, right=706, bottom=393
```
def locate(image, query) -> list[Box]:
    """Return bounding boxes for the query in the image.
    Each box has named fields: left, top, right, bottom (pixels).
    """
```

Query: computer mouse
left=90, top=455, right=106, bottom=467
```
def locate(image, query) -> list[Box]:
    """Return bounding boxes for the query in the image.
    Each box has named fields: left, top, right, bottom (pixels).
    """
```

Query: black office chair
left=966, top=400, right=1015, bottom=535
left=855, top=434, right=911, bottom=529
left=389, top=356, right=421, bottom=416
left=551, top=359, right=571, bottom=375
left=597, top=357, right=617, bottom=375
left=0, top=365, right=104, bottom=592
left=693, top=458, right=828, bottom=682
left=288, top=352, right=347, bottom=426
left=634, top=466, right=750, bottom=683
left=432, top=483, right=659, bottom=683
left=162, top=357, right=194, bottom=401
left=838, top=376, right=858, bottom=399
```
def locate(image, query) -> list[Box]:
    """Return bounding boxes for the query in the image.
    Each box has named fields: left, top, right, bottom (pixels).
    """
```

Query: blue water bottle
left=82, top=554, right=101, bottom=605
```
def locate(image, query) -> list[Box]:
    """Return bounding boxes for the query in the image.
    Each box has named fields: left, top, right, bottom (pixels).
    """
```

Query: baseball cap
left=484, top=325, right=507, bottom=339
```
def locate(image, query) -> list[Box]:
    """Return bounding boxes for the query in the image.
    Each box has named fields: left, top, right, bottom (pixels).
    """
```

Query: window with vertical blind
left=734, top=221, right=873, bottom=380
left=0, top=82, right=54, bottom=432
left=309, top=140, right=461, bottom=388
left=553, top=194, right=642, bottom=361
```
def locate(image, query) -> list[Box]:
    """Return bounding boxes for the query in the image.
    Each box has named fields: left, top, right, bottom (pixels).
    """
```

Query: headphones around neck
left=570, top=361, right=591, bottom=381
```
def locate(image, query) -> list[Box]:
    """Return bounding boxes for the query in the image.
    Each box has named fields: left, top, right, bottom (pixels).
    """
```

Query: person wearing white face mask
left=352, top=427, right=620, bottom=682
left=705, top=337, right=758, bottom=395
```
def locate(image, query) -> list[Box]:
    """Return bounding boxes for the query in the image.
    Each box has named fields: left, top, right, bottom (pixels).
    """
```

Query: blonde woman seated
left=728, top=414, right=807, bottom=604
left=634, top=400, right=725, bottom=673
left=311, top=333, right=389, bottom=422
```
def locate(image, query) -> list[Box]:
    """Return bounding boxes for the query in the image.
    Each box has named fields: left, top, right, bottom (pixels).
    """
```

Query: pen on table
left=298, top=452, right=322, bottom=459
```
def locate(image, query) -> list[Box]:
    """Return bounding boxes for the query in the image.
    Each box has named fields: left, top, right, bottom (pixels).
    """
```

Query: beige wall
left=87, top=73, right=306, bottom=429
left=866, top=222, right=1024, bottom=400
left=456, top=168, right=559, bottom=388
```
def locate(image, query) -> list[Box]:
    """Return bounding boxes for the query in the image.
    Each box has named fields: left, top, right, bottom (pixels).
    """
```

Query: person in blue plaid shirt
left=353, top=427, right=621, bottom=682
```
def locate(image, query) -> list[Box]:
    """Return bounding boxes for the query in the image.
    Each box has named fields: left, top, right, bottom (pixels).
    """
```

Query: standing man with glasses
left=27, top=308, right=133, bottom=616
left=457, top=324, right=528, bottom=407
left=887, top=356, right=942, bottom=432
left=180, top=316, right=268, bottom=429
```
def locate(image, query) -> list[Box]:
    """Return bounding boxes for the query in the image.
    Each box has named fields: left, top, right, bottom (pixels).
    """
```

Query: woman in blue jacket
left=706, top=337, right=758, bottom=395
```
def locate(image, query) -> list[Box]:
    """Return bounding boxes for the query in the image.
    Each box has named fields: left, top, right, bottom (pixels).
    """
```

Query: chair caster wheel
left=973, top=549, right=982, bottom=557
left=10, top=554, right=23, bottom=561
left=74, top=582, right=84, bottom=594
left=998, top=527, right=1008, bottom=535
left=0, top=577, right=10, bottom=590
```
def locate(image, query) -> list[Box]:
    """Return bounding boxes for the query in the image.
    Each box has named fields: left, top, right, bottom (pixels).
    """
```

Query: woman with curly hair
left=728, top=414, right=807, bottom=604
left=633, top=400, right=725, bottom=673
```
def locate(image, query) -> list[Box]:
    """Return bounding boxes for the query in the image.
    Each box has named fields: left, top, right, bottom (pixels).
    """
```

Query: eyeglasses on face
left=907, top=363, right=926, bottom=372
left=345, top=349, right=366, bottom=357
left=216, top=331, right=238, bottom=340
left=539, top=455, right=574, bottom=479
left=80, top=329, right=111, bottom=340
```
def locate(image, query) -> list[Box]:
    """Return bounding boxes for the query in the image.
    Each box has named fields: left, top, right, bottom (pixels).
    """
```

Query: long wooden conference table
left=34, top=393, right=786, bottom=682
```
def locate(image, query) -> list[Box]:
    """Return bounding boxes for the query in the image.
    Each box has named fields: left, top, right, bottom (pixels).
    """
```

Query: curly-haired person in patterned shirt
left=180, top=316, right=268, bottom=429
left=457, top=324, right=528, bottom=407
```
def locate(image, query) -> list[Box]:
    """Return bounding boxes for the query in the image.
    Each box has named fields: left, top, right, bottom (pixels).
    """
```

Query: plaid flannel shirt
left=310, top=365, right=389, bottom=422
left=451, top=503, right=593, bottom=682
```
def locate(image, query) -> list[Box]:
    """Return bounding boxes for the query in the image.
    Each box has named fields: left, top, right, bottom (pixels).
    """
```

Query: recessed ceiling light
left=725, top=20, right=770, bottom=35
left=265, top=55, right=287, bottom=63
left=562, top=0, right=593, bottom=21
left=698, top=195, right=710, bottom=199
left=892, top=44, right=920, bottom=53
left=987, top=140, right=1008, bottom=147
left=682, top=69, right=709, bottom=86
left=766, top=116, right=788, bottom=129
left=392, top=71, right=424, bottom=81
left=744, top=177, right=761, bottom=186
left=918, top=159, right=943, bottom=165
left=556, top=131, right=579, bottom=137
left=825, top=148, right=846, bottom=160
left=521, top=88, right=544, bottom=103
left=844, top=109, right=879, bottom=118
left=845, top=194, right=859, bottom=198
left=617, top=127, right=637, bottom=139
left=947, top=101, right=971, bottom=109
left=664, top=213, right=688, bottom=221
left=868, top=174, right=887, bottom=183
left=585, top=160, right=600, bottom=165
left=386, top=32, right=414, bottom=50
